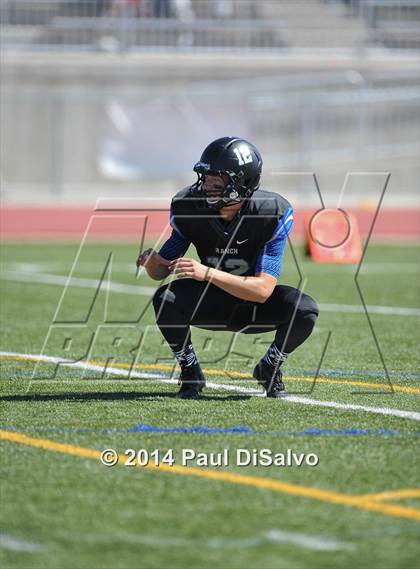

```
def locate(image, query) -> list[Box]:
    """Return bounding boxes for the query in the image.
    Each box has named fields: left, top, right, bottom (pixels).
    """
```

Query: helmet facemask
left=192, top=162, right=247, bottom=210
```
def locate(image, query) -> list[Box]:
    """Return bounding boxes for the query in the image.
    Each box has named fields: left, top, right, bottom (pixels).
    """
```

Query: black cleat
left=176, top=363, right=206, bottom=399
left=253, top=360, right=287, bottom=398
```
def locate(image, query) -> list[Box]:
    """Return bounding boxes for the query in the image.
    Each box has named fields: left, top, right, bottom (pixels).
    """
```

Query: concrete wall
left=1, top=52, right=419, bottom=206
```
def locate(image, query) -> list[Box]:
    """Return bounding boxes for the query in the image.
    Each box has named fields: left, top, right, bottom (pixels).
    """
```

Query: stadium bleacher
left=1, top=0, right=418, bottom=205
left=1, top=0, right=419, bottom=51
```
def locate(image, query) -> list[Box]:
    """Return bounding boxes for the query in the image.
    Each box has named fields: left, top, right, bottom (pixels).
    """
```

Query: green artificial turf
left=0, top=241, right=419, bottom=569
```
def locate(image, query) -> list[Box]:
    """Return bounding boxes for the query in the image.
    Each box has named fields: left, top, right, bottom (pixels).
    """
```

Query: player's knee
left=301, top=310, right=318, bottom=335
left=295, top=293, right=319, bottom=332
left=285, top=289, right=319, bottom=318
left=152, top=284, right=175, bottom=315
left=298, top=293, right=319, bottom=318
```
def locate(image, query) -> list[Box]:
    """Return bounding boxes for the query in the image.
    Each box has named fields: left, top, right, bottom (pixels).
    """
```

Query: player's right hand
left=136, top=248, right=171, bottom=270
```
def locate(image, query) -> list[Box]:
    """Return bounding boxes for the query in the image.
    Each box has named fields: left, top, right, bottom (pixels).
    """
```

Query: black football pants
left=152, top=279, right=319, bottom=355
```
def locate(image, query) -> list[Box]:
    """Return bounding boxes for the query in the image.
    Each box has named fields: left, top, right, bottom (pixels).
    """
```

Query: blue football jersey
left=159, top=187, right=293, bottom=278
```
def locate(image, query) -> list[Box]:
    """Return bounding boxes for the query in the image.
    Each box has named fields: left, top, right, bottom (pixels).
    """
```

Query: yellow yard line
left=1, top=353, right=419, bottom=395
left=0, top=429, right=100, bottom=460
left=140, top=363, right=420, bottom=395
left=1, top=354, right=42, bottom=363
left=1, top=428, right=419, bottom=522
left=359, top=488, right=420, bottom=502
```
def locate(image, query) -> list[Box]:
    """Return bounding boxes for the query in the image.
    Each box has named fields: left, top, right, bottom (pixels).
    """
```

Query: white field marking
left=0, top=270, right=155, bottom=296
left=0, top=351, right=175, bottom=382
left=66, top=529, right=354, bottom=552
left=1, top=270, right=419, bottom=317
left=0, top=350, right=263, bottom=395
left=2, top=351, right=420, bottom=421
left=318, top=303, right=420, bottom=317
left=285, top=395, right=420, bottom=422
left=3, top=262, right=47, bottom=273
left=264, top=530, right=354, bottom=551
left=0, top=533, right=44, bottom=552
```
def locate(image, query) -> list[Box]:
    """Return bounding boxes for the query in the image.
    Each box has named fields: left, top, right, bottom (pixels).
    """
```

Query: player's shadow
left=0, top=392, right=251, bottom=402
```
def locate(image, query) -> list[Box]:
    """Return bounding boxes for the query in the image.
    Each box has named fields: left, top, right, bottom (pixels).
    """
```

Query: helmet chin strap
left=206, top=196, right=243, bottom=210
left=205, top=183, right=251, bottom=209
left=227, top=189, right=239, bottom=201
left=193, top=171, right=247, bottom=209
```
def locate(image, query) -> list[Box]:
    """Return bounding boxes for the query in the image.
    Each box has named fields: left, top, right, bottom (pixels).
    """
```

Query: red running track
left=1, top=206, right=419, bottom=240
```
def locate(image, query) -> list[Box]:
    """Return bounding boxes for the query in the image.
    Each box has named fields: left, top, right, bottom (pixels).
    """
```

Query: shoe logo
left=236, top=239, right=248, bottom=245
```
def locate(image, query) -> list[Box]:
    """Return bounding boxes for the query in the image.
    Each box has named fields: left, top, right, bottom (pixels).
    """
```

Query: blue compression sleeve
left=158, top=205, right=191, bottom=260
left=255, top=207, right=294, bottom=278
left=158, top=230, right=190, bottom=261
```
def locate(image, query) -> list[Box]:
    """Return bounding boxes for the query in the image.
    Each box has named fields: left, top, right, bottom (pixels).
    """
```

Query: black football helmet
left=192, top=136, right=263, bottom=209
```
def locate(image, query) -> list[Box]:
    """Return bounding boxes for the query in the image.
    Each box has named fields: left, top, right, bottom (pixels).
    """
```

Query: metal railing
left=1, top=80, right=418, bottom=201
left=0, top=0, right=279, bottom=52
left=347, top=0, right=420, bottom=49
left=1, top=0, right=419, bottom=53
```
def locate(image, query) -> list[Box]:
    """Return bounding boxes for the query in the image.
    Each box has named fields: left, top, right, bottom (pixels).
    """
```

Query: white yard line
left=2, top=351, right=420, bottom=422
left=1, top=270, right=419, bottom=317
left=285, top=395, right=420, bottom=421
left=317, top=303, right=420, bottom=317
left=0, top=270, right=155, bottom=296
left=264, top=530, right=354, bottom=551
left=73, top=529, right=354, bottom=552
left=0, top=533, right=44, bottom=553
left=0, top=350, right=259, bottom=393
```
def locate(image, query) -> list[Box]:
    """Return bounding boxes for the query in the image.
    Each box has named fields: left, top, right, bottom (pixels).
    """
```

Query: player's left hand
left=169, top=258, right=212, bottom=282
